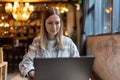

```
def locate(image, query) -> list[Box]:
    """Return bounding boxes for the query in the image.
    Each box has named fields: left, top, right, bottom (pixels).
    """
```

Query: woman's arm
left=63, top=36, right=80, bottom=57
left=19, top=36, right=40, bottom=77
left=68, top=37, right=80, bottom=57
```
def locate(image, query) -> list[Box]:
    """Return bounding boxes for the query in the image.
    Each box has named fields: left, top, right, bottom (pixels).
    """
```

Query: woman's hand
left=28, top=70, right=35, bottom=79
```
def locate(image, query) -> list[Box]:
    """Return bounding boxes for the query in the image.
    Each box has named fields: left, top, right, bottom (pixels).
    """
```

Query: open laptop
left=34, top=56, right=95, bottom=80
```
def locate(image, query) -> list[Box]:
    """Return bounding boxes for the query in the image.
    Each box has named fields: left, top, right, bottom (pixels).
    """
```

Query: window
left=112, top=0, right=120, bottom=33
left=102, top=0, right=112, bottom=34
left=119, top=1, right=120, bottom=29
left=83, top=0, right=120, bottom=36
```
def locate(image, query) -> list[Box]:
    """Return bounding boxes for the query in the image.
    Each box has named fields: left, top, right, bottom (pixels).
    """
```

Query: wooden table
left=0, top=62, right=8, bottom=80
left=11, top=73, right=29, bottom=80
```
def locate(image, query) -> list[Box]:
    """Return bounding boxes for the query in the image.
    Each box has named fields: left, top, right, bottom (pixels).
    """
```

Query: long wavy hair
left=40, top=7, right=64, bottom=50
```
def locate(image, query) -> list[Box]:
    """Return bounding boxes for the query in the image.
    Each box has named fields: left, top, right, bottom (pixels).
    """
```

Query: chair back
left=0, top=47, right=3, bottom=63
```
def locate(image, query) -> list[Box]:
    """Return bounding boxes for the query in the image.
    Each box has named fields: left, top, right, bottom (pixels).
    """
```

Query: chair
left=0, top=62, right=8, bottom=80
left=0, top=38, right=14, bottom=72
left=0, top=38, right=14, bottom=60
left=0, top=47, right=8, bottom=80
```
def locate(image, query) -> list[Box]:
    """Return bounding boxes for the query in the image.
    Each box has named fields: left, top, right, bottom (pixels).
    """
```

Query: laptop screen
left=34, top=56, right=94, bottom=80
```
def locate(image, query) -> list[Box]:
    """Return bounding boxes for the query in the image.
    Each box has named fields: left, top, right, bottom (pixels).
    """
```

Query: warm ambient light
left=53, top=3, right=69, bottom=14
left=64, top=30, right=68, bottom=36
left=5, top=1, right=34, bottom=21
left=0, top=22, right=9, bottom=28
left=105, top=7, right=112, bottom=14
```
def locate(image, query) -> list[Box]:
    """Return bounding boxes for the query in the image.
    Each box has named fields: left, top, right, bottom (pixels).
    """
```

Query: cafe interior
left=1, top=0, right=120, bottom=80
left=0, top=0, right=81, bottom=79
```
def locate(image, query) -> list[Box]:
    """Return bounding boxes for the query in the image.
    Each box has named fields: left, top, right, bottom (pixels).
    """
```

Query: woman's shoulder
left=33, top=36, right=40, bottom=41
left=31, top=36, right=41, bottom=45
left=62, top=35, right=73, bottom=43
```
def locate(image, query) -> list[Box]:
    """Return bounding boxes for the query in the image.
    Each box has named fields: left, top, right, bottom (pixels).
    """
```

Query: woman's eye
left=47, top=21, right=60, bottom=25
left=48, top=22, right=53, bottom=25
left=55, top=22, right=59, bottom=25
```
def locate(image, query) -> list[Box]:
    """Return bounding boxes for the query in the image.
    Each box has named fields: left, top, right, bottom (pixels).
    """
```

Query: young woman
left=19, top=7, right=80, bottom=79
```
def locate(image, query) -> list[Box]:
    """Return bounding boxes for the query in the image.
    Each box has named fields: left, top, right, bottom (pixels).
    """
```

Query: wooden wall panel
left=87, top=34, right=120, bottom=80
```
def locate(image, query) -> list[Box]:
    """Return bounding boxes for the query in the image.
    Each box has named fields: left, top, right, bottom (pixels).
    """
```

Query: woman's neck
left=48, top=36, right=55, bottom=40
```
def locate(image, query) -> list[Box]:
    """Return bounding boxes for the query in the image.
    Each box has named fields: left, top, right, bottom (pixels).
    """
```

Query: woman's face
left=45, top=14, right=61, bottom=40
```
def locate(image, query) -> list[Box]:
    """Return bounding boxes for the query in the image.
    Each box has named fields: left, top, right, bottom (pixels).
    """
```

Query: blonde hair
left=40, top=8, right=64, bottom=50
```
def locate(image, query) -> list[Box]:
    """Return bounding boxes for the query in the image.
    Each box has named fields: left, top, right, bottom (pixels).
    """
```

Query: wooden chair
left=0, top=38, right=14, bottom=61
left=0, top=62, right=8, bottom=80
left=0, top=38, right=14, bottom=72
left=0, top=47, right=8, bottom=80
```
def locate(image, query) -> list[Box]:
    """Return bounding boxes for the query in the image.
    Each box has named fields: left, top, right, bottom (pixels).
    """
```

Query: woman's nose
left=53, top=23, right=56, bottom=28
